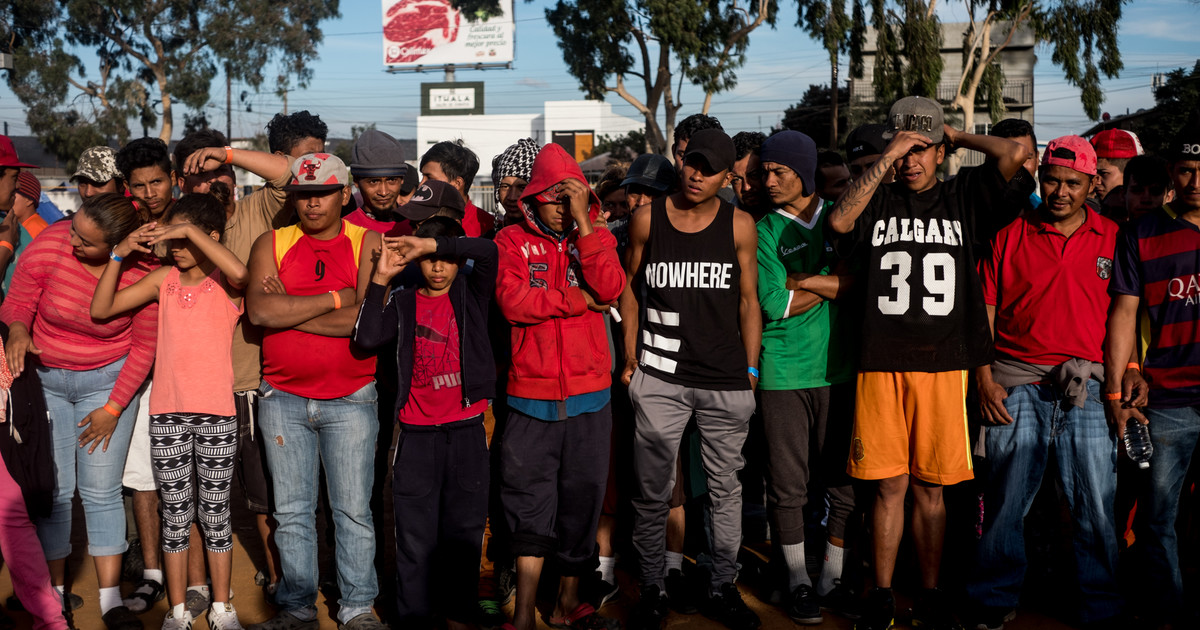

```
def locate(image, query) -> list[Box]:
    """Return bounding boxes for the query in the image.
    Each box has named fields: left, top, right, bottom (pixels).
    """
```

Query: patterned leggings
left=150, top=413, right=237, bottom=553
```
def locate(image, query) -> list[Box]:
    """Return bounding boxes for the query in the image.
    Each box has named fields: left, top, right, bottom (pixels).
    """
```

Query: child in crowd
left=353, top=217, right=497, bottom=629
left=91, top=194, right=249, bottom=630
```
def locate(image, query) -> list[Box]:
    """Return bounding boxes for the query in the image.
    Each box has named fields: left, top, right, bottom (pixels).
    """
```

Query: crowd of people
left=0, top=91, right=1196, bottom=630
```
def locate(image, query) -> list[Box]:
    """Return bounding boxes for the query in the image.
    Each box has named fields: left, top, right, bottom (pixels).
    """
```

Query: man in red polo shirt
left=967, top=136, right=1122, bottom=629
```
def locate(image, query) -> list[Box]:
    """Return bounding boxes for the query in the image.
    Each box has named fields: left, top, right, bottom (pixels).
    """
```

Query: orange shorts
left=847, top=370, right=974, bottom=485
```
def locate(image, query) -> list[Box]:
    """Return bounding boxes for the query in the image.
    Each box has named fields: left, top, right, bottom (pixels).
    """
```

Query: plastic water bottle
left=1124, top=421, right=1154, bottom=469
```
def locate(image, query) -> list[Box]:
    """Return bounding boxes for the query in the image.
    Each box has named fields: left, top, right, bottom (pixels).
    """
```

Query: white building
left=417, top=99, right=644, bottom=185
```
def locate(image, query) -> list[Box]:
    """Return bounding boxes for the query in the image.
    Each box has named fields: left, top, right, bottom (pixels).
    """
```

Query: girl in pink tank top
left=90, top=194, right=250, bottom=630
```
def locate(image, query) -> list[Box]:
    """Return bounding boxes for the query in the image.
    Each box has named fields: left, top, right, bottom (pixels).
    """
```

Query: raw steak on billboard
left=384, top=0, right=461, bottom=64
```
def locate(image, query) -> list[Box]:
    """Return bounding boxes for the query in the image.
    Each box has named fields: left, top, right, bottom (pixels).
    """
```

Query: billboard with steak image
left=382, top=0, right=514, bottom=67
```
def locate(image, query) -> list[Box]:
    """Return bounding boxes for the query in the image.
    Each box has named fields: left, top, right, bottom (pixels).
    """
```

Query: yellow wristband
left=103, top=402, right=122, bottom=416
left=1127, top=362, right=1141, bottom=371
left=1104, top=392, right=1123, bottom=401
left=329, top=290, right=342, bottom=310
left=223, top=146, right=234, bottom=164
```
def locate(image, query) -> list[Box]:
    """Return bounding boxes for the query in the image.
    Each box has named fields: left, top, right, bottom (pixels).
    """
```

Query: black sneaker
left=968, top=606, right=1015, bottom=630
left=854, top=588, right=895, bottom=630
left=912, top=588, right=963, bottom=630
left=582, top=572, right=620, bottom=609
left=663, top=569, right=699, bottom=614
left=822, top=579, right=862, bottom=620
left=629, top=585, right=670, bottom=630
left=786, top=584, right=823, bottom=625
left=701, top=583, right=761, bottom=630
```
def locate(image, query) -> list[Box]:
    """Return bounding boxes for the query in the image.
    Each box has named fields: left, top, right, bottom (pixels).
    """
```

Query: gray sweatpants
left=629, top=369, right=756, bottom=590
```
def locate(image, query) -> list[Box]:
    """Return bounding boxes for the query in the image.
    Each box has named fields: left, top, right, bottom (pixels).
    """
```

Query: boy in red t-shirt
left=354, top=216, right=497, bottom=629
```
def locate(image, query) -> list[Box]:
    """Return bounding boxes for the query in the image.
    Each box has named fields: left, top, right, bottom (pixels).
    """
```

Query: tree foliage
left=590, top=129, right=647, bottom=161
left=842, top=0, right=1127, bottom=128
left=1125, top=61, right=1200, bottom=153
left=778, top=84, right=851, bottom=150
left=2, top=0, right=339, bottom=160
left=537, top=0, right=776, bottom=155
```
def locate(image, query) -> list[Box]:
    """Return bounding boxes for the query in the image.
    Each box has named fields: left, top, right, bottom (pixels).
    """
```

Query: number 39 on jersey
left=878, top=251, right=956, bottom=316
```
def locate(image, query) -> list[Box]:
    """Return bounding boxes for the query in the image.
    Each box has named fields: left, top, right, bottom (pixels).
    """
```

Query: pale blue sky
left=1, top=0, right=1197, bottom=147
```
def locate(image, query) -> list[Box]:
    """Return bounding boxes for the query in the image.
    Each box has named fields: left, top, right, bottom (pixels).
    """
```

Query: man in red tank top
left=245, top=153, right=386, bottom=630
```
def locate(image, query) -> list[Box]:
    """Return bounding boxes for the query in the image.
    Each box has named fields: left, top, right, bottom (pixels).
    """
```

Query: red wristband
left=329, top=290, right=342, bottom=310
left=1127, top=362, right=1141, bottom=371
left=1103, top=392, right=1122, bottom=401
left=223, top=146, right=234, bottom=164
left=103, top=402, right=122, bottom=416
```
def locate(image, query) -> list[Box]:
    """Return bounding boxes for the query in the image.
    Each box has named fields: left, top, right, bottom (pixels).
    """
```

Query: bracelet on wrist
left=1103, top=392, right=1123, bottom=401
left=329, top=290, right=342, bottom=310
left=109, top=251, right=124, bottom=263
left=0, top=241, right=12, bottom=253
left=103, top=401, right=122, bottom=416
left=223, top=146, right=234, bottom=165
left=1127, top=362, right=1141, bottom=371
left=747, top=366, right=760, bottom=378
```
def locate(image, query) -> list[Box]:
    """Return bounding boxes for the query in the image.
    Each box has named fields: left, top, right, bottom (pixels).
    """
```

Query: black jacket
left=353, top=237, right=498, bottom=421
left=0, top=322, right=54, bottom=518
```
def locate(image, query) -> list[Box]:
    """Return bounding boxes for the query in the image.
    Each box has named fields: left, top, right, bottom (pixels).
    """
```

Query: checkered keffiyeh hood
left=491, top=138, right=539, bottom=206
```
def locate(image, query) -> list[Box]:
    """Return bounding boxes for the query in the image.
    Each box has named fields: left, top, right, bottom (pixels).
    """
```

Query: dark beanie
left=760, top=130, right=817, bottom=197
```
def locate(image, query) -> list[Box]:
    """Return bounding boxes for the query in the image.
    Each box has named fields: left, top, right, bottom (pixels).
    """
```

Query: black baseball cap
left=846, top=124, right=888, bottom=162
left=621, top=154, right=676, bottom=193
left=683, top=129, right=735, bottom=173
left=396, top=179, right=465, bottom=222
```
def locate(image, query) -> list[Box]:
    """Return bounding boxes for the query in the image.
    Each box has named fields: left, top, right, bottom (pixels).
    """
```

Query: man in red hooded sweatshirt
left=493, top=143, right=626, bottom=630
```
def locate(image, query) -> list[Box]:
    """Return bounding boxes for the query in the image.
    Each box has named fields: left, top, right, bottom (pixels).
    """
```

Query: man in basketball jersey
left=245, top=153, right=386, bottom=630
left=620, top=128, right=762, bottom=630
left=826, top=97, right=1031, bottom=630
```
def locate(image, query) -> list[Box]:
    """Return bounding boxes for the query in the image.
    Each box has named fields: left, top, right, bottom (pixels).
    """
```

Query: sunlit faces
left=419, top=255, right=460, bottom=295
left=679, top=156, right=732, bottom=204
left=892, top=143, right=945, bottom=192
left=69, top=211, right=111, bottom=262
left=818, top=164, right=851, bottom=201
left=1170, top=160, right=1200, bottom=211
left=497, top=176, right=527, bottom=225
left=625, top=184, right=659, bottom=214
left=420, top=162, right=465, bottom=197
left=287, top=137, right=326, bottom=159
left=128, top=165, right=174, bottom=218
left=602, top=188, right=628, bottom=220
left=1039, top=164, right=1093, bottom=222
left=292, top=186, right=351, bottom=235
left=731, top=153, right=765, bottom=209
left=179, top=165, right=235, bottom=198
left=1094, top=158, right=1124, bottom=201
left=77, top=178, right=123, bottom=200
left=762, top=162, right=805, bottom=207
left=0, top=168, right=18, bottom=211
left=357, top=176, right=403, bottom=214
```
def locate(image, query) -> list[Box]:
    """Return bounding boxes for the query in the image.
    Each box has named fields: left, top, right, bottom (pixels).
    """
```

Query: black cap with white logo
left=396, top=179, right=465, bottom=221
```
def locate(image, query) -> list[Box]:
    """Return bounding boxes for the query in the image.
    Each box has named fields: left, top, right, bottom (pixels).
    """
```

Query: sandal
left=545, top=603, right=620, bottom=630
left=122, top=578, right=164, bottom=613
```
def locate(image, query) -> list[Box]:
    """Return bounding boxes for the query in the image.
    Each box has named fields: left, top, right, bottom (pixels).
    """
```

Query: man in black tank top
left=618, top=129, right=763, bottom=630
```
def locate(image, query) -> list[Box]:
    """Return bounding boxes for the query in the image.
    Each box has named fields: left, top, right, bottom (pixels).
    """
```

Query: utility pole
left=830, top=59, right=839, bottom=149
left=226, top=65, right=232, bottom=141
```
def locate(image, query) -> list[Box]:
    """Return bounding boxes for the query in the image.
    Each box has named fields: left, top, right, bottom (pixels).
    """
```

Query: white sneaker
left=162, top=609, right=194, bottom=630
left=207, top=603, right=244, bottom=630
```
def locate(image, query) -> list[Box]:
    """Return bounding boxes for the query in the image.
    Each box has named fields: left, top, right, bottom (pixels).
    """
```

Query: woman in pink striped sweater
left=1, top=193, right=158, bottom=630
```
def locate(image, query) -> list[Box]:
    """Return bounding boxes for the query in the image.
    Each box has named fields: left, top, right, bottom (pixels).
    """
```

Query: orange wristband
left=0, top=241, right=12, bottom=253
left=329, top=290, right=342, bottom=310
left=1104, top=392, right=1123, bottom=401
left=223, top=146, right=234, bottom=164
left=103, top=402, right=122, bottom=416
left=1127, top=362, right=1141, bottom=371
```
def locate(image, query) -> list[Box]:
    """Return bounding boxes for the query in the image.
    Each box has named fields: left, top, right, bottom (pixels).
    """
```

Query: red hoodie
left=494, top=144, right=626, bottom=401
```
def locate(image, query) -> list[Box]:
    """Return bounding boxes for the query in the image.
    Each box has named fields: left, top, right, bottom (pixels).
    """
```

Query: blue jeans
left=258, top=381, right=379, bottom=622
left=1137, top=405, right=1200, bottom=620
left=967, top=380, right=1120, bottom=623
left=37, top=357, right=141, bottom=560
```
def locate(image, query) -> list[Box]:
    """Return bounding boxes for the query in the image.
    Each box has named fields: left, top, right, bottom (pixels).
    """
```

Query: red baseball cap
left=1042, top=135, right=1098, bottom=176
left=0, top=136, right=38, bottom=169
left=1089, top=129, right=1144, bottom=159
